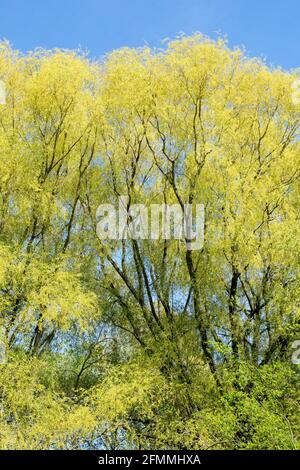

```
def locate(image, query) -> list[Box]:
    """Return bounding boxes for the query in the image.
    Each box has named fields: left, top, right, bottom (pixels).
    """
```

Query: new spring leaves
left=0, top=80, right=6, bottom=364
left=1, top=78, right=299, bottom=105
left=95, top=78, right=300, bottom=250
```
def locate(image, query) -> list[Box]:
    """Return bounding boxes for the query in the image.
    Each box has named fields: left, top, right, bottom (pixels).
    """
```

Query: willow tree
left=0, top=35, right=299, bottom=450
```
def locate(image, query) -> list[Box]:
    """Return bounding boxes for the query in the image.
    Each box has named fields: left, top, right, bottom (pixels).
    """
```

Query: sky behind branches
left=0, top=0, right=299, bottom=69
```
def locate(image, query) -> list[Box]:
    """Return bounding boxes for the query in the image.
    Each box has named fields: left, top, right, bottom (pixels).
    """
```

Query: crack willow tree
left=0, top=35, right=299, bottom=449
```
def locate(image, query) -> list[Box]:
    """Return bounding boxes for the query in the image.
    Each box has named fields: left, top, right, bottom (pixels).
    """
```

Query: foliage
left=0, top=35, right=299, bottom=449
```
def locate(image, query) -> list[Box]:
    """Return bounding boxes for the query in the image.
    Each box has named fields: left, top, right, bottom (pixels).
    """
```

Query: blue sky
left=0, top=0, right=299, bottom=69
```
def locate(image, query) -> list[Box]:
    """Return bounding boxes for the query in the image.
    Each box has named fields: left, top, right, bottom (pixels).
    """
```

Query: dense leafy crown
left=0, top=35, right=299, bottom=449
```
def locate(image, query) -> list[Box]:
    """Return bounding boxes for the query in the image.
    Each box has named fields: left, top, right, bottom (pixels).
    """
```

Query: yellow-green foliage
left=0, top=35, right=299, bottom=449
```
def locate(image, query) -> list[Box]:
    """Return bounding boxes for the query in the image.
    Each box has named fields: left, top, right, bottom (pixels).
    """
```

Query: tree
left=0, top=35, right=299, bottom=449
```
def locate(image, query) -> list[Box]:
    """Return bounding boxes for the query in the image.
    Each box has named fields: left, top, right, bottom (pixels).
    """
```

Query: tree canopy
left=0, top=35, right=299, bottom=449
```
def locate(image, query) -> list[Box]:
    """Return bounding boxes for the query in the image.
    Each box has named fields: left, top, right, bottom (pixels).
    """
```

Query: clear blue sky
left=0, top=0, right=299, bottom=69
